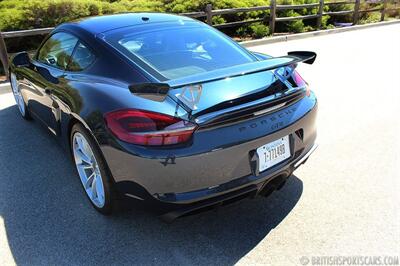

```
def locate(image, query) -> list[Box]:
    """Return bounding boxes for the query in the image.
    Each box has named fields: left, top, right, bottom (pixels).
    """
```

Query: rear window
left=105, top=25, right=256, bottom=80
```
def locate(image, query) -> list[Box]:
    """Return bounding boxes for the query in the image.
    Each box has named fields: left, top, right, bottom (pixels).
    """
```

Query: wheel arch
left=67, top=114, right=100, bottom=154
left=67, top=114, right=118, bottom=185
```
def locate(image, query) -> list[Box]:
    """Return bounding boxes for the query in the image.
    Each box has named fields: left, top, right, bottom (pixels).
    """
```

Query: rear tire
left=70, top=123, right=115, bottom=214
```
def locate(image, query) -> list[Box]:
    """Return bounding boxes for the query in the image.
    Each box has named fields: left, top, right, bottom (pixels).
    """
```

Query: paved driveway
left=0, top=24, right=399, bottom=265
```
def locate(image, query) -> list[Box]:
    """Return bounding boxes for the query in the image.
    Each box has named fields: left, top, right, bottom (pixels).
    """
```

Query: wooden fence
left=1, top=0, right=399, bottom=80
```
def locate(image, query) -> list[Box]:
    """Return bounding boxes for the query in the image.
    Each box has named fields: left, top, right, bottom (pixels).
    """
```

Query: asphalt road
left=0, top=24, right=399, bottom=266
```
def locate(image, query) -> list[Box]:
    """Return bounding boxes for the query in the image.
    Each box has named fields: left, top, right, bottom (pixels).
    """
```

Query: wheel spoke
left=76, top=136, right=86, bottom=153
left=76, top=149, right=92, bottom=165
left=79, top=163, right=93, bottom=170
left=95, top=174, right=104, bottom=202
left=85, top=172, right=95, bottom=190
left=91, top=176, right=98, bottom=200
left=75, top=137, right=92, bottom=163
left=79, top=137, right=92, bottom=157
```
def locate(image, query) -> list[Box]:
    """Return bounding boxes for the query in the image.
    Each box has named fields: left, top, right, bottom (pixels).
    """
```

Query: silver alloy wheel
left=10, top=72, right=26, bottom=116
left=72, top=132, right=106, bottom=208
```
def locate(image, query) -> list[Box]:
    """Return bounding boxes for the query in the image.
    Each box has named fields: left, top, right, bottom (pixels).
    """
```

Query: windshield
left=104, top=25, right=256, bottom=80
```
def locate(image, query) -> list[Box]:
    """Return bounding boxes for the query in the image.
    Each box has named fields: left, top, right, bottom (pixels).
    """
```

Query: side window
left=67, top=42, right=96, bottom=71
left=37, top=32, right=78, bottom=70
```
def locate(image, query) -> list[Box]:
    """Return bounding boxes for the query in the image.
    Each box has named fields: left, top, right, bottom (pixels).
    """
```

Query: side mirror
left=12, top=52, right=31, bottom=68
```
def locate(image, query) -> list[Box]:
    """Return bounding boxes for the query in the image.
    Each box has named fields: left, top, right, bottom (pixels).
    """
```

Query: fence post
left=0, top=32, right=9, bottom=81
left=353, top=0, right=361, bottom=25
left=269, top=0, right=277, bottom=35
left=205, top=4, right=213, bottom=25
left=381, top=0, right=388, bottom=21
left=317, top=0, right=324, bottom=29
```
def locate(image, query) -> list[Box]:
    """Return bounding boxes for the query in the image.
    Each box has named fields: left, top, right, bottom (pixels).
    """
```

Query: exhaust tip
left=259, top=174, right=289, bottom=197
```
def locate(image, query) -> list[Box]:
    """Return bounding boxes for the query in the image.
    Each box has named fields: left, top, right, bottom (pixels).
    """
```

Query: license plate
left=256, top=136, right=291, bottom=172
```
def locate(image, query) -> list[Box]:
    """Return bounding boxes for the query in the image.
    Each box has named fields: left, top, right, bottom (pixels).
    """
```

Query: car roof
left=68, top=13, right=194, bottom=35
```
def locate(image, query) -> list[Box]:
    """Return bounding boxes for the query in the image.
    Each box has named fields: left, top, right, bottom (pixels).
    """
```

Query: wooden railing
left=1, top=0, right=399, bottom=80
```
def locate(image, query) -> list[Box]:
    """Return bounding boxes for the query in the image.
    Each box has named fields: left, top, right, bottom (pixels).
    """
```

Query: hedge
left=2, top=0, right=383, bottom=32
left=0, top=0, right=398, bottom=75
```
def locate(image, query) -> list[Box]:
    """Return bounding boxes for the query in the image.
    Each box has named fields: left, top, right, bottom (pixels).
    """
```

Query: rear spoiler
left=129, top=51, right=316, bottom=101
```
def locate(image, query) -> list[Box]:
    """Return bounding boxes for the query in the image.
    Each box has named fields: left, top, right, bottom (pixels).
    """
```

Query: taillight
left=292, top=70, right=310, bottom=97
left=104, top=109, right=197, bottom=146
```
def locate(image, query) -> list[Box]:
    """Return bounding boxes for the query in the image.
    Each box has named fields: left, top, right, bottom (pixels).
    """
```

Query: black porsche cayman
left=9, top=13, right=317, bottom=221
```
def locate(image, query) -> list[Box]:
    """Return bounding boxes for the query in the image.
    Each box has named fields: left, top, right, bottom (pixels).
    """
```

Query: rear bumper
left=155, top=141, right=317, bottom=204
left=161, top=142, right=317, bottom=222
left=100, top=94, right=317, bottom=214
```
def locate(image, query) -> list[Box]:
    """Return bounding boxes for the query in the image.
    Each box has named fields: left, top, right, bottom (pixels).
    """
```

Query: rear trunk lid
left=165, top=52, right=315, bottom=124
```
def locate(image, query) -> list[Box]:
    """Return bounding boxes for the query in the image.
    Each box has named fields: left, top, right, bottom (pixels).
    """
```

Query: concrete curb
left=0, top=83, right=10, bottom=95
left=241, top=19, right=400, bottom=47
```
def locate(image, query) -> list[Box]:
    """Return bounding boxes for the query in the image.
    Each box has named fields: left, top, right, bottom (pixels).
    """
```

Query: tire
left=70, top=123, right=115, bottom=214
left=10, top=72, right=31, bottom=120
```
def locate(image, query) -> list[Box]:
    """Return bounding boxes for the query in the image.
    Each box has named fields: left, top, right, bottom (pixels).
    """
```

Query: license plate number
left=256, top=136, right=291, bottom=172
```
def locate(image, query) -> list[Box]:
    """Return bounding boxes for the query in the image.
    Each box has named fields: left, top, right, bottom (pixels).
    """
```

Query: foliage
left=236, top=22, right=269, bottom=38
left=358, top=1, right=383, bottom=24
left=386, top=2, right=400, bottom=18
left=236, top=25, right=251, bottom=36
left=0, top=0, right=399, bottom=75
left=320, top=15, right=330, bottom=29
left=326, top=3, right=353, bottom=24
left=249, top=22, right=269, bottom=37
left=288, top=19, right=305, bottom=33
left=359, top=12, right=381, bottom=24
left=164, top=0, right=267, bottom=13
left=1, top=0, right=398, bottom=34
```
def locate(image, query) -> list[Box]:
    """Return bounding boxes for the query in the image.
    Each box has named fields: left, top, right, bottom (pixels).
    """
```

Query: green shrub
left=359, top=12, right=381, bottom=24
left=288, top=19, right=305, bottom=33
left=321, top=15, right=330, bottom=29
left=212, top=15, right=226, bottom=25
left=249, top=22, right=269, bottom=38
left=236, top=25, right=251, bottom=37
left=386, top=2, right=400, bottom=18
left=2, top=0, right=399, bottom=77
left=88, top=3, right=100, bottom=16
left=303, top=25, right=314, bottom=32
left=0, top=0, right=128, bottom=31
left=1, top=0, right=398, bottom=47
left=325, top=3, right=353, bottom=24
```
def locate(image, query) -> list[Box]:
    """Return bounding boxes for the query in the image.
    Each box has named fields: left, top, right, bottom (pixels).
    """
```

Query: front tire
left=71, top=123, right=115, bottom=214
left=10, top=72, right=31, bottom=120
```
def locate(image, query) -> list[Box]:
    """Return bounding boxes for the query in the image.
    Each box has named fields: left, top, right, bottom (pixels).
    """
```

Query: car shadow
left=0, top=105, right=303, bottom=265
